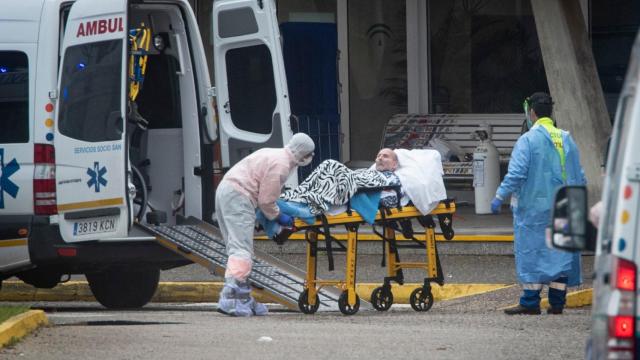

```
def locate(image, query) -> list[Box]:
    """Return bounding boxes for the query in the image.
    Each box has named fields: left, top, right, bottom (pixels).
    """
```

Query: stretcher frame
left=290, top=199, right=456, bottom=315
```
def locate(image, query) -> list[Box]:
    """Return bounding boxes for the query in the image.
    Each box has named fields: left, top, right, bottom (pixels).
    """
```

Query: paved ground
left=0, top=287, right=591, bottom=360
left=160, top=253, right=594, bottom=285
left=0, top=206, right=593, bottom=359
left=0, top=252, right=594, bottom=359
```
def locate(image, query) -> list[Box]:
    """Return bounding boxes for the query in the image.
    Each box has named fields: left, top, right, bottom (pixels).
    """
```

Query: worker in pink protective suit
left=215, top=133, right=315, bottom=316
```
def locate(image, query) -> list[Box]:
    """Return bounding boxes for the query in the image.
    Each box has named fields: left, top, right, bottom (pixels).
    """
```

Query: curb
left=541, top=288, right=593, bottom=308
left=501, top=288, right=593, bottom=310
left=357, top=283, right=513, bottom=303
left=0, top=310, right=48, bottom=348
left=0, top=281, right=510, bottom=304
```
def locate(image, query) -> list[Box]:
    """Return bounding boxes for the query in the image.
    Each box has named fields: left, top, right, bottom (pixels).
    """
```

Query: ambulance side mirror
left=547, top=186, right=588, bottom=251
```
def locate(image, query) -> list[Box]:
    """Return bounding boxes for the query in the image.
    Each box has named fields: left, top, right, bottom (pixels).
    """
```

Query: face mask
left=297, top=152, right=313, bottom=167
left=523, top=99, right=533, bottom=129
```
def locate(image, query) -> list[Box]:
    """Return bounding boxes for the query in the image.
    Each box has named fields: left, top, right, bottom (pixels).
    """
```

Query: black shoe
left=504, top=305, right=541, bottom=315
left=547, top=307, right=563, bottom=314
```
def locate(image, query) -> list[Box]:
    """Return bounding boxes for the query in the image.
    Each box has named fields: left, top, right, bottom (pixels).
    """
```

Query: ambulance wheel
left=409, top=287, right=434, bottom=312
left=297, top=289, right=320, bottom=314
left=338, top=291, right=360, bottom=315
left=131, top=165, right=148, bottom=222
left=371, top=286, right=393, bottom=311
left=86, top=267, right=159, bottom=309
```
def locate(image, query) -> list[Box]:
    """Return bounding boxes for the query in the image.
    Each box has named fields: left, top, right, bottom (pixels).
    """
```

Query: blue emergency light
left=0, top=67, right=8, bottom=73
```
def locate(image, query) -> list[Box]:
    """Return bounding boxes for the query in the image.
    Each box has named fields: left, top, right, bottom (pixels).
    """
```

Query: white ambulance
left=0, top=0, right=293, bottom=308
left=549, top=32, right=640, bottom=359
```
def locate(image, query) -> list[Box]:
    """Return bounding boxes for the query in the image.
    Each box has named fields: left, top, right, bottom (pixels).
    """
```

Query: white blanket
left=394, top=149, right=447, bottom=214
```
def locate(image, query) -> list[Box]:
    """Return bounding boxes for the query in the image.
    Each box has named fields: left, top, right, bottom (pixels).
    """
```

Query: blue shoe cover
left=217, top=280, right=253, bottom=317
left=251, top=300, right=269, bottom=316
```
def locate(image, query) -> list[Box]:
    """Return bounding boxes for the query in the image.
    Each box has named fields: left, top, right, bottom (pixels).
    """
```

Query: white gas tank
left=473, top=137, right=500, bottom=214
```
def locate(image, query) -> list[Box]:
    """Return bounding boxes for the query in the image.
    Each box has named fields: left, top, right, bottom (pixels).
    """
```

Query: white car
left=549, top=30, right=640, bottom=360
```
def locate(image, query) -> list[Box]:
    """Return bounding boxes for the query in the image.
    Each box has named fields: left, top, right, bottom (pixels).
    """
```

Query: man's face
left=375, top=149, right=397, bottom=171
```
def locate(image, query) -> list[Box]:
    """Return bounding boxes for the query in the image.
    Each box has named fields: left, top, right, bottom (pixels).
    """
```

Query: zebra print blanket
left=281, top=160, right=398, bottom=215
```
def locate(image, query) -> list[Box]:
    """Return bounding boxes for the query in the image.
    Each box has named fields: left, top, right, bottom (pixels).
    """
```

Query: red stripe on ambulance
left=76, top=17, right=124, bottom=38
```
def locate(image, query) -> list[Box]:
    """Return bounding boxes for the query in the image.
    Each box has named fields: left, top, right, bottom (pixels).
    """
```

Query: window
left=58, top=40, right=123, bottom=142
left=0, top=51, right=29, bottom=143
left=348, top=0, right=407, bottom=160
left=225, top=44, right=276, bottom=135
left=218, top=7, right=259, bottom=38
left=592, top=0, right=640, bottom=120
left=429, top=0, right=548, bottom=113
left=599, top=94, right=630, bottom=249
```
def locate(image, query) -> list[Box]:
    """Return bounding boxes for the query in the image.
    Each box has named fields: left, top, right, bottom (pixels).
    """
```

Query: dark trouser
left=520, top=277, right=568, bottom=309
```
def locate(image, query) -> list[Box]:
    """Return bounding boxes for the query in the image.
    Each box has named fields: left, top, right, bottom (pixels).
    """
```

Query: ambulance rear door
left=212, top=0, right=294, bottom=171
left=54, top=0, right=131, bottom=242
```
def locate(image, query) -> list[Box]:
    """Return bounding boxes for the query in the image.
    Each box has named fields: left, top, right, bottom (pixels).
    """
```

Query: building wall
left=192, top=0, right=640, bottom=161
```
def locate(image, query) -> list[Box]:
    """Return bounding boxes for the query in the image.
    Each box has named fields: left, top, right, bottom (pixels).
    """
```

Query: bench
left=381, top=114, right=525, bottom=188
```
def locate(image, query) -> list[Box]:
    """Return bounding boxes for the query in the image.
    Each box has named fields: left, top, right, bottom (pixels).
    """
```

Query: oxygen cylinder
left=473, top=126, right=500, bottom=214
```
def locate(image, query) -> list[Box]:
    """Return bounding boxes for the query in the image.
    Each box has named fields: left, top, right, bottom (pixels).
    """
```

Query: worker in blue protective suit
left=491, top=92, right=586, bottom=315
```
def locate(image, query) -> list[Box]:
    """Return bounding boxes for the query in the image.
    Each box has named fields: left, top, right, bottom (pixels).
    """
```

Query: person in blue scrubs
left=491, top=92, right=586, bottom=315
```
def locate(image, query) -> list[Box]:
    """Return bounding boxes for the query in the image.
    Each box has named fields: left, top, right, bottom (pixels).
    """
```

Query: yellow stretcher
left=287, top=196, right=456, bottom=315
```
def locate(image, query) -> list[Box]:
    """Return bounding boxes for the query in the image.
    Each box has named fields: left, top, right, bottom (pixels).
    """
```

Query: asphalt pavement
left=160, top=253, right=594, bottom=285
left=0, top=204, right=594, bottom=359
left=0, top=287, right=591, bottom=360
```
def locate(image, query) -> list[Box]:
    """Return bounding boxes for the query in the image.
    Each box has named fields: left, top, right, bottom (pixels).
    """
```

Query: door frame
left=337, top=0, right=350, bottom=162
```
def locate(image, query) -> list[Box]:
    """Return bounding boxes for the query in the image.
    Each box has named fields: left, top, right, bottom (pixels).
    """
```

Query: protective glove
left=276, top=213, right=294, bottom=227
left=491, top=197, right=503, bottom=214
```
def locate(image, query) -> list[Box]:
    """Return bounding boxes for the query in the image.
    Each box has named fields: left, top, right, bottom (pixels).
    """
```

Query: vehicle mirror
left=547, top=185, right=588, bottom=251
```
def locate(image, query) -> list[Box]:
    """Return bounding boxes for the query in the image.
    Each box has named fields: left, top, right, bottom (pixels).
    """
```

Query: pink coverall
left=215, top=148, right=297, bottom=281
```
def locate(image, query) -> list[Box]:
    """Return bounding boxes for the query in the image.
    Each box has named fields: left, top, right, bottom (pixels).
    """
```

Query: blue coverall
left=496, top=118, right=586, bottom=309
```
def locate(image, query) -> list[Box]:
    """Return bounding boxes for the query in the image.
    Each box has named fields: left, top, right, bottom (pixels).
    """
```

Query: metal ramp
left=138, top=217, right=346, bottom=312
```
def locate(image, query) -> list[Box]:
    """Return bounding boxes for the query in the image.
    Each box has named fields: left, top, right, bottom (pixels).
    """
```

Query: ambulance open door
left=212, top=0, right=295, bottom=173
left=54, top=0, right=131, bottom=242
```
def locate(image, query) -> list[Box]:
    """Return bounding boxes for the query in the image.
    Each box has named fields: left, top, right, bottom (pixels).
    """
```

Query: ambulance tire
left=16, top=269, right=61, bottom=289
left=86, top=267, right=160, bottom=309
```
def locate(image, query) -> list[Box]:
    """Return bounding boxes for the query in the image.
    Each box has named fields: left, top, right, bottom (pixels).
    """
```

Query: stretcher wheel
left=371, top=287, right=393, bottom=311
left=298, top=289, right=320, bottom=314
left=409, top=287, right=434, bottom=312
left=338, top=291, right=360, bottom=315
left=437, top=214, right=455, bottom=241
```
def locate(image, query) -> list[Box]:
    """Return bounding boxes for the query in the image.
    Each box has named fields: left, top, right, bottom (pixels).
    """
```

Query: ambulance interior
left=126, top=4, right=197, bottom=225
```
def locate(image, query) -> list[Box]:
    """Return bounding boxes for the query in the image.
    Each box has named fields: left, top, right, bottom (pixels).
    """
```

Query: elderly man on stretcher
left=256, top=148, right=448, bottom=241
